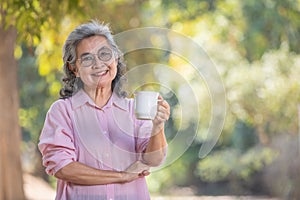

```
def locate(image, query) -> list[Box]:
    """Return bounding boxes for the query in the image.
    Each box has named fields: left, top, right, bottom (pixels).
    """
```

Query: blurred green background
left=2, top=0, right=300, bottom=199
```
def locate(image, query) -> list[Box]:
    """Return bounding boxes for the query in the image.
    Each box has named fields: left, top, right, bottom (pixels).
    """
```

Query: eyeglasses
left=77, top=46, right=114, bottom=67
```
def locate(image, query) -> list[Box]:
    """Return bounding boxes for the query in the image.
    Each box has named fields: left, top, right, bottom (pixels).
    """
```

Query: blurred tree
left=0, top=1, right=25, bottom=199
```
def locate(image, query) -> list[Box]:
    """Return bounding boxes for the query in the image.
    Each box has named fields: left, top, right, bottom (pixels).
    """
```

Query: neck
left=84, top=86, right=112, bottom=108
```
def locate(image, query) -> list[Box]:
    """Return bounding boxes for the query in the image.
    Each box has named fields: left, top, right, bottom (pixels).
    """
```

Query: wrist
left=118, top=171, right=126, bottom=183
left=152, top=123, right=164, bottom=135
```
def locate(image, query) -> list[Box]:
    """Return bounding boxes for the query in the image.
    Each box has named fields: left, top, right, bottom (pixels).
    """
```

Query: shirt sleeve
left=134, top=119, right=153, bottom=153
left=135, top=119, right=168, bottom=165
left=38, top=100, right=76, bottom=176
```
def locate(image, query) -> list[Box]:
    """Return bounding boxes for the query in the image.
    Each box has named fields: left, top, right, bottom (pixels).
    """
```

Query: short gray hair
left=59, top=20, right=127, bottom=98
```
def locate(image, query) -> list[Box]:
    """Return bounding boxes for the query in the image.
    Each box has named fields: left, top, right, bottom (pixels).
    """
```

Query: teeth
left=99, top=71, right=106, bottom=75
left=94, top=70, right=107, bottom=76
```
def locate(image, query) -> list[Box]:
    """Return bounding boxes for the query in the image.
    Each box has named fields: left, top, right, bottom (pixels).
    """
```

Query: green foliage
left=148, top=1, right=300, bottom=195
left=2, top=0, right=44, bottom=45
left=241, top=0, right=300, bottom=60
left=197, top=149, right=235, bottom=182
left=196, top=146, right=278, bottom=182
left=18, top=46, right=52, bottom=143
left=157, top=0, right=300, bottom=61
left=160, top=0, right=218, bottom=21
left=231, top=120, right=258, bottom=153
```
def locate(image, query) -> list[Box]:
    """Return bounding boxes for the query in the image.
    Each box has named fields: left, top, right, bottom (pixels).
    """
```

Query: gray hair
left=59, top=20, right=127, bottom=98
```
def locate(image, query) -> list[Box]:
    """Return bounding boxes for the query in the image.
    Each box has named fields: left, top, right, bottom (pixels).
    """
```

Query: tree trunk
left=0, top=25, right=25, bottom=200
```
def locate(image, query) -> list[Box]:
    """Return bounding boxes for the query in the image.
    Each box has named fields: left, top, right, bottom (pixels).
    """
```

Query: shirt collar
left=71, top=89, right=128, bottom=111
left=111, top=92, right=128, bottom=111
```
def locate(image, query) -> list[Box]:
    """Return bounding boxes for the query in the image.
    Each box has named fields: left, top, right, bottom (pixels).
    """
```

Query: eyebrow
left=80, top=52, right=91, bottom=57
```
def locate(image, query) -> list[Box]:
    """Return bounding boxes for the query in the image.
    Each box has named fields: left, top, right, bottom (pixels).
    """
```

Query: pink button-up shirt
left=38, top=89, right=157, bottom=200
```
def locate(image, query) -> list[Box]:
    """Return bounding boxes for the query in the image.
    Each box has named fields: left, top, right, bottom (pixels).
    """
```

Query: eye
left=81, top=55, right=94, bottom=62
left=98, top=47, right=112, bottom=61
left=79, top=54, right=94, bottom=67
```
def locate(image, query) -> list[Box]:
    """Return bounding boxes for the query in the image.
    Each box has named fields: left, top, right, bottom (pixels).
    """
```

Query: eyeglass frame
left=76, top=46, right=115, bottom=68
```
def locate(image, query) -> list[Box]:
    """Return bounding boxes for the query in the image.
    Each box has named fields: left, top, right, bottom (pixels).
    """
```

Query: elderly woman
left=38, top=20, right=170, bottom=200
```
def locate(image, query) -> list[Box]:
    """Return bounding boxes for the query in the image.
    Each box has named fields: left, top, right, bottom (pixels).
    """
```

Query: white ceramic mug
left=134, top=91, right=159, bottom=120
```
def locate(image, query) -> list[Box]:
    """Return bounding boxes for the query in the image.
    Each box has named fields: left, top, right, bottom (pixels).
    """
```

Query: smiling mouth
left=92, top=70, right=109, bottom=77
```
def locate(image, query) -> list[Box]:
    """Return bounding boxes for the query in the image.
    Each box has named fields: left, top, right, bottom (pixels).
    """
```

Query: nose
left=92, top=56, right=105, bottom=69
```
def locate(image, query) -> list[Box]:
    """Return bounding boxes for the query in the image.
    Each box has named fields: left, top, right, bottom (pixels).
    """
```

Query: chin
left=97, top=81, right=112, bottom=88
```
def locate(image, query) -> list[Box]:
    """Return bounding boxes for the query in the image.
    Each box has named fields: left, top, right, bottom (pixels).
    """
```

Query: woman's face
left=75, top=35, right=118, bottom=91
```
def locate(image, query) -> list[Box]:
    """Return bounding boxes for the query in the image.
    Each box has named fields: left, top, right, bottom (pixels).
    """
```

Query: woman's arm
left=143, top=96, right=170, bottom=166
left=55, top=161, right=150, bottom=185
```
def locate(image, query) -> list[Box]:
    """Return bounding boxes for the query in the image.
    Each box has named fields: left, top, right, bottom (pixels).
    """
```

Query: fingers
left=125, top=161, right=150, bottom=174
left=155, top=96, right=170, bottom=122
left=139, top=170, right=150, bottom=177
left=124, top=161, right=151, bottom=182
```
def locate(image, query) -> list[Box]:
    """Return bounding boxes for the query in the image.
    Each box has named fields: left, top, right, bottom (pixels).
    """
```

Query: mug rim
left=134, top=91, right=158, bottom=95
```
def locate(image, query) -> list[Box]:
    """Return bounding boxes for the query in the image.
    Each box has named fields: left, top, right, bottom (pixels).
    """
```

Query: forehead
left=76, top=35, right=109, bottom=54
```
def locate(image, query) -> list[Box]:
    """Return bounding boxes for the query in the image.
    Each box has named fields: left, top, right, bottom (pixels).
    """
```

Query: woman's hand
left=121, top=161, right=150, bottom=183
left=152, top=95, right=170, bottom=134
